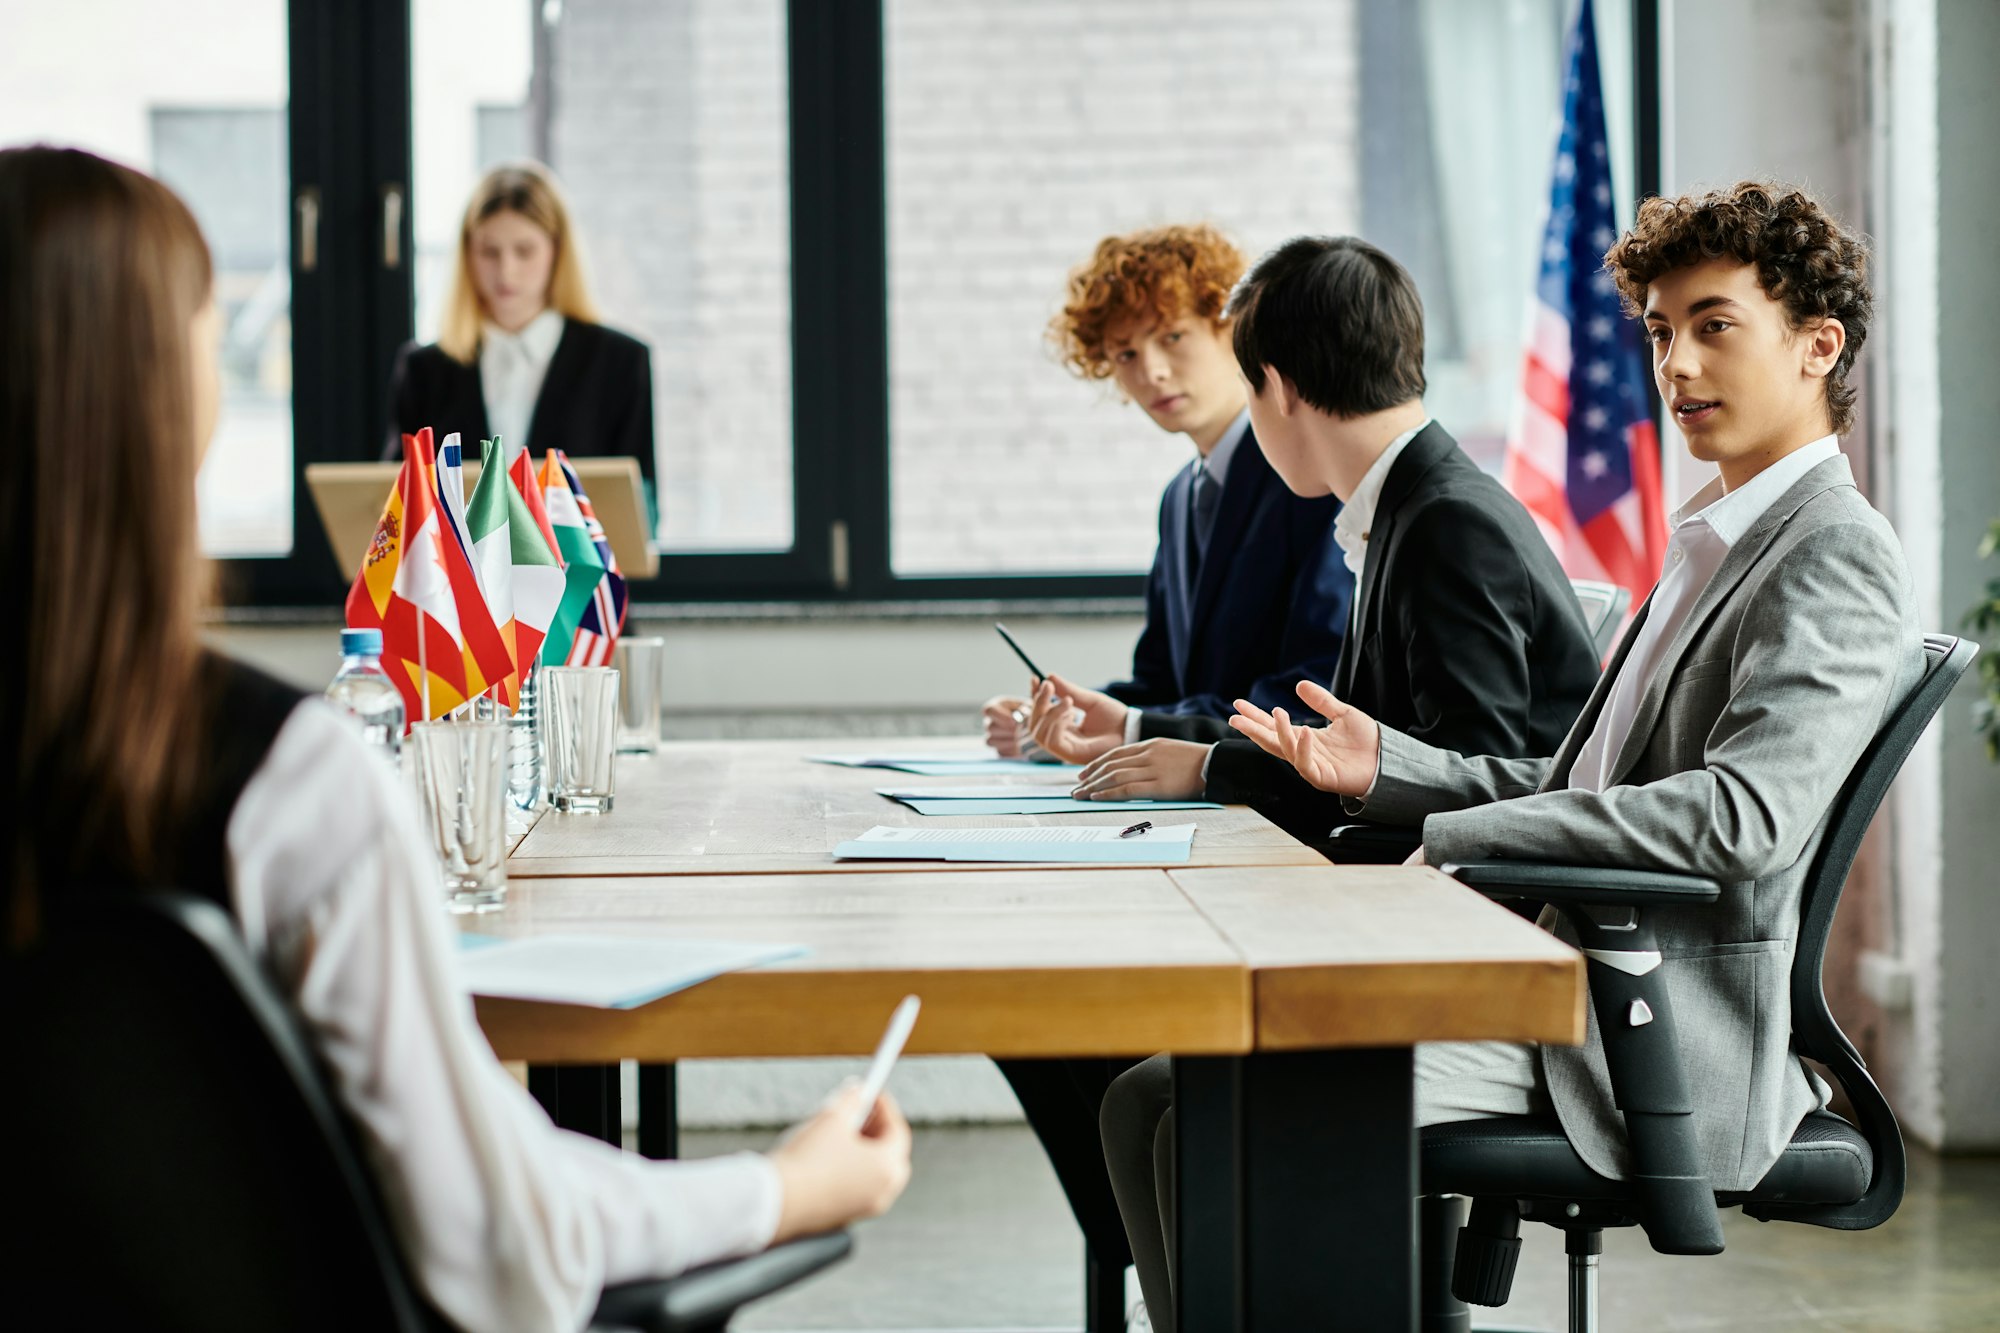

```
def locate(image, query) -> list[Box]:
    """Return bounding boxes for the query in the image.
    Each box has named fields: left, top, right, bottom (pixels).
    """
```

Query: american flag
left=1503, top=0, right=1666, bottom=604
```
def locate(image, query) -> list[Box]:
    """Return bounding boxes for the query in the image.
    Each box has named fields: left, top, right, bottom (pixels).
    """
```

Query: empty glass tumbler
left=542, top=666, right=620, bottom=813
left=613, top=636, right=665, bottom=755
left=409, top=720, right=510, bottom=913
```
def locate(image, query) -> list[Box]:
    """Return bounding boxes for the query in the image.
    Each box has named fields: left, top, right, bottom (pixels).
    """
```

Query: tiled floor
left=683, top=1124, right=2000, bottom=1332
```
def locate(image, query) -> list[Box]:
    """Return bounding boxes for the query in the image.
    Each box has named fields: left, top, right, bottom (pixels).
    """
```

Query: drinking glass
left=542, top=666, right=620, bottom=813
left=614, top=636, right=665, bottom=755
left=409, top=720, right=510, bottom=912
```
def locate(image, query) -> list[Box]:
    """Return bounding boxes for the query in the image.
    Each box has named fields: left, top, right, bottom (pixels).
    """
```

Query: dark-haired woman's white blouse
left=226, top=700, right=780, bottom=1333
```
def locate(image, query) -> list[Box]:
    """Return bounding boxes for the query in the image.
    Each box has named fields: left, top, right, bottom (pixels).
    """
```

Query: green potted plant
left=1967, top=518, right=2000, bottom=760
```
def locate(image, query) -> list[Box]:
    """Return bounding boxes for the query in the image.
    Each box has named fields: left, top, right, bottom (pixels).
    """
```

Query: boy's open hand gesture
left=1227, top=680, right=1382, bottom=796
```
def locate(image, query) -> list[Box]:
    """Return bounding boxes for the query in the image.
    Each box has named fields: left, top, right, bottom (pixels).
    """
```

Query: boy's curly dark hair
left=1604, top=181, right=1871, bottom=434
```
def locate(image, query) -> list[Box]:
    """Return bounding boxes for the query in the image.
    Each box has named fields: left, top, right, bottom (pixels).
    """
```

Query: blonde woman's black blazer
left=382, top=320, right=655, bottom=481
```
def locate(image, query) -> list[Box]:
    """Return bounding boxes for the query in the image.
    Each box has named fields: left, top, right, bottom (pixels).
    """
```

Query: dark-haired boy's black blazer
left=381, top=319, right=655, bottom=480
left=1104, top=425, right=1351, bottom=719
left=1143, top=421, right=1600, bottom=840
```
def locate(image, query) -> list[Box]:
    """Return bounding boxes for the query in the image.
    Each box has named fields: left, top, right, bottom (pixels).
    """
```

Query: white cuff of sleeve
left=1199, top=743, right=1216, bottom=784
left=1123, top=709, right=1144, bottom=744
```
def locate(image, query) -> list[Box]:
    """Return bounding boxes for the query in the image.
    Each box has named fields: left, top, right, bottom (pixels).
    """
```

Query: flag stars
left=1582, top=405, right=1610, bottom=433
left=1581, top=450, right=1611, bottom=480
left=1555, top=154, right=1577, bottom=182
left=1588, top=316, right=1616, bottom=342
left=1591, top=225, right=1615, bottom=251
left=1595, top=182, right=1613, bottom=207
left=1585, top=359, right=1614, bottom=386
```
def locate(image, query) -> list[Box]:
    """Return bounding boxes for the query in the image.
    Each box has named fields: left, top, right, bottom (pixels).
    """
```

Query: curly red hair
left=1049, top=224, right=1247, bottom=380
left=1604, top=181, right=1871, bottom=434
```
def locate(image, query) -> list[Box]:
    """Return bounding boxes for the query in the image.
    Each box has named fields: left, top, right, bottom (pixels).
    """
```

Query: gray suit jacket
left=1353, top=454, right=1921, bottom=1191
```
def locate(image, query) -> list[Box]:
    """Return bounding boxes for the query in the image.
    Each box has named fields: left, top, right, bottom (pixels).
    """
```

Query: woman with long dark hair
left=0, top=145, right=908, bottom=1333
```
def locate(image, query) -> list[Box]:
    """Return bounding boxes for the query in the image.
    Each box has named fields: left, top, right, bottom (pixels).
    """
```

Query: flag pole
left=419, top=620, right=431, bottom=721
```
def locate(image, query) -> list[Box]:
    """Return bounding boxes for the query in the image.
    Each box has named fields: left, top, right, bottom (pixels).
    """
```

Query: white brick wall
left=552, top=0, right=793, bottom=553
left=885, top=0, right=1360, bottom=572
left=546, top=0, right=1359, bottom=567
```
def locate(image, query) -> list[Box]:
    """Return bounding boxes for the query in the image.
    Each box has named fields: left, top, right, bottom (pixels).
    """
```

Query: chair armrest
left=1439, top=860, right=1721, bottom=906
left=1439, top=862, right=1726, bottom=1257
left=589, top=1231, right=853, bottom=1333
left=1323, top=822, right=1424, bottom=865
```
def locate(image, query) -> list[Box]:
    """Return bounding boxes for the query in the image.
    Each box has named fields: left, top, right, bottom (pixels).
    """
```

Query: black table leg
left=1086, top=1248, right=1127, bottom=1331
left=638, top=1062, right=679, bottom=1160
left=529, top=1064, right=621, bottom=1145
left=1177, top=1048, right=1417, bottom=1331
left=1175, top=1055, right=1245, bottom=1332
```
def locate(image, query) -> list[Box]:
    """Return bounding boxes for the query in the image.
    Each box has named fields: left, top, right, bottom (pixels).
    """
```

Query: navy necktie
left=1190, top=461, right=1221, bottom=570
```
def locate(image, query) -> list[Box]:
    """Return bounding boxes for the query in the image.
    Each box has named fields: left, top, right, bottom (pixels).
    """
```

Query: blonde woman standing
left=384, top=162, right=655, bottom=480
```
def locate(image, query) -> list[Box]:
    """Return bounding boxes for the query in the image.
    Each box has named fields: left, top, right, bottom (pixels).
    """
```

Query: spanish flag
left=344, top=427, right=468, bottom=723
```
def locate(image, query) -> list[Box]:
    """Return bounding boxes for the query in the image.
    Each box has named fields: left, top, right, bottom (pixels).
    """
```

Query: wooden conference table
left=477, top=738, right=1583, bottom=1331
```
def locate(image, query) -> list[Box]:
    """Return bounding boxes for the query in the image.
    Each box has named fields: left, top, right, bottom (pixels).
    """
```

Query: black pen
left=994, top=622, right=1048, bottom=682
left=1118, top=820, right=1153, bottom=839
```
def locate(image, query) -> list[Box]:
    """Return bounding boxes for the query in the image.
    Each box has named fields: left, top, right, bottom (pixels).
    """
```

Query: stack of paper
left=874, top=784, right=1223, bottom=816
left=810, top=753, right=1082, bottom=778
left=832, top=823, right=1197, bottom=864
left=456, top=934, right=806, bottom=1009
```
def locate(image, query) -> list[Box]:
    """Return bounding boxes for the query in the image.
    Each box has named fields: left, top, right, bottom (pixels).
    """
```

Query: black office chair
left=1323, top=579, right=1636, bottom=869
left=1416, top=632, right=1977, bottom=1333
left=1566, top=578, right=1633, bottom=659
left=1, top=890, right=849, bottom=1332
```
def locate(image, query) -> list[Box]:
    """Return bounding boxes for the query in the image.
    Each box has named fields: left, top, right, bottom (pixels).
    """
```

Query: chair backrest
left=1, top=891, right=435, bottom=1331
left=1568, top=578, right=1633, bottom=657
left=1749, top=633, right=1979, bottom=1230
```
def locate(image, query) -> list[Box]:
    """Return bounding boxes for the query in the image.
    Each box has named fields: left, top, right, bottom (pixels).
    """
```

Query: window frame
left=229, top=0, right=1661, bottom=610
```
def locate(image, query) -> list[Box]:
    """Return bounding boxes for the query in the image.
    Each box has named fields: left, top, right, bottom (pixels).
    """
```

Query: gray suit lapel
left=1602, top=455, right=1856, bottom=785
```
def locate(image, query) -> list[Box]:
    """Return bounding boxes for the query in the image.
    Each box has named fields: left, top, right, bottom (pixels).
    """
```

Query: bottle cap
left=341, top=627, right=384, bottom=658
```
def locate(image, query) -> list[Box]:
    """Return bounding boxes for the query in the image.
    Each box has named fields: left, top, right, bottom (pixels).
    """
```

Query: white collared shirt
left=1332, top=418, right=1433, bottom=579
left=481, top=309, right=566, bottom=452
left=229, top=702, right=781, bottom=1333
left=1200, top=408, right=1253, bottom=491
left=1567, top=435, right=1842, bottom=793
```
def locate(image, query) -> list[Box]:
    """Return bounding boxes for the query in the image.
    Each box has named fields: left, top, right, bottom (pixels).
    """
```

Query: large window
left=884, top=0, right=1637, bottom=577
left=0, top=0, right=293, bottom=560
left=412, top=0, right=794, bottom=554
left=0, top=0, right=1652, bottom=606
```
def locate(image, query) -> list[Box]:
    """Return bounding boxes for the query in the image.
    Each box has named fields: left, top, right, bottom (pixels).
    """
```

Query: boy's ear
left=1267, top=366, right=1302, bottom=417
left=1802, top=316, right=1846, bottom=379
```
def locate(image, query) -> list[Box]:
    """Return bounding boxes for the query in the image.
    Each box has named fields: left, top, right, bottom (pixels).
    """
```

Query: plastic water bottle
left=508, top=666, right=545, bottom=812
left=326, top=628, right=405, bottom=757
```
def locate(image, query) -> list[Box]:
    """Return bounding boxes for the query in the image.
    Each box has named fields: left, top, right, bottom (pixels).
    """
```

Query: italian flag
left=468, top=436, right=564, bottom=704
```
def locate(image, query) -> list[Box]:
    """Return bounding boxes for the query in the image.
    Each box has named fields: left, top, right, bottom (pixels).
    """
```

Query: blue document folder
left=895, top=797, right=1221, bottom=816
left=832, top=823, right=1195, bottom=864
left=455, top=935, right=807, bottom=1009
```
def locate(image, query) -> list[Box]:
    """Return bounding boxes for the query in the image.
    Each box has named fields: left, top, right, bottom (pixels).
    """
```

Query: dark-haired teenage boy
left=989, top=227, right=1357, bottom=1328
left=1111, top=183, right=1923, bottom=1331
left=1020, top=236, right=1598, bottom=1330
left=1027, top=237, right=1599, bottom=852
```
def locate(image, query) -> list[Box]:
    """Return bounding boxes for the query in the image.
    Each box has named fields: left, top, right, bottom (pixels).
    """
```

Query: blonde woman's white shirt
left=481, top=309, right=565, bottom=452
left=227, top=699, right=781, bottom=1333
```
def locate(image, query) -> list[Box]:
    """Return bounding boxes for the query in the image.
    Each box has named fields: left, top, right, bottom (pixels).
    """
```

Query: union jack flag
left=1503, top=0, right=1666, bottom=605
